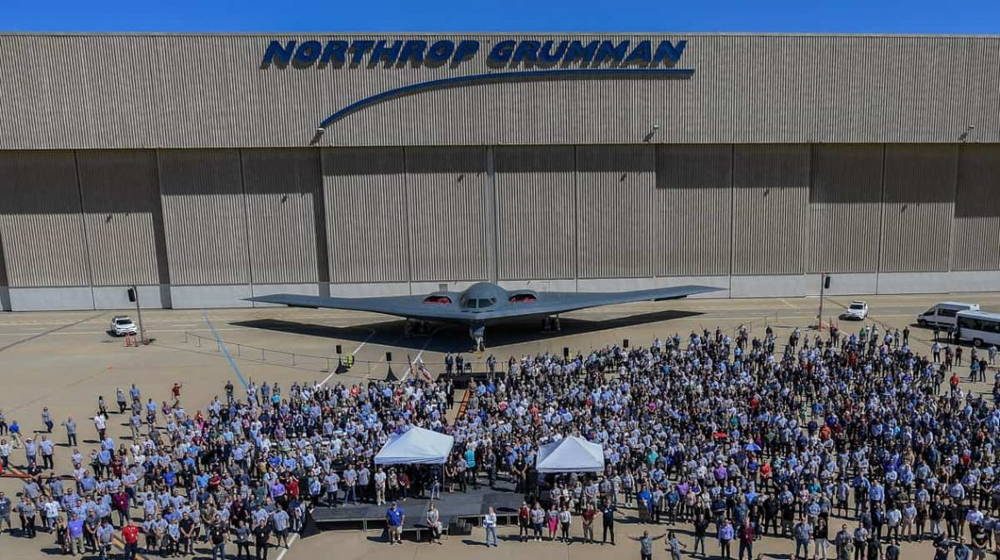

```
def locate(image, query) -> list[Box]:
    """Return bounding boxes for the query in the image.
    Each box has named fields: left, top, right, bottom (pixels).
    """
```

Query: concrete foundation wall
left=9, top=287, right=94, bottom=311
left=92, top=285, right=165, bottom=310
left=169, top=285, right=253, bottom=309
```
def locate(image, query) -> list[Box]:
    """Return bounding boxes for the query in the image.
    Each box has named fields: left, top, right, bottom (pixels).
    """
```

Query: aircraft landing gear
left=470, top=325, right=486, bottom=352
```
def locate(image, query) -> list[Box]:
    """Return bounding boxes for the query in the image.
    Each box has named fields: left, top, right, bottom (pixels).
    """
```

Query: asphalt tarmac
left=1, top=291, right=999, bottom=559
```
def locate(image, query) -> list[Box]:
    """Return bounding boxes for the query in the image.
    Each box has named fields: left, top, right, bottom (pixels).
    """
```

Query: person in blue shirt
left=9, top=420, right=22, bottom=447
left=464, top=448, right=478, bottom=489
left=385, top=502, right=405, bottom=544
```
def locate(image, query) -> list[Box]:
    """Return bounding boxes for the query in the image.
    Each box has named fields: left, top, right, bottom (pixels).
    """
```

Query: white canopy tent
left=374, top=426, right=455, bottom=465
left=535, top=436, right=605, bottom=473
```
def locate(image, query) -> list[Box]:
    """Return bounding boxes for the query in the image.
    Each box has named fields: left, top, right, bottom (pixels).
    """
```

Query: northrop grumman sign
left=259, top=38, right=694, bottom=128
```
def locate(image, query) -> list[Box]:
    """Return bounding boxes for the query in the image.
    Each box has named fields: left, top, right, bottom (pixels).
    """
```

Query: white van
left=956, top=310, right=1000, bottom=347
left=916, top=302, right=980, bottom=329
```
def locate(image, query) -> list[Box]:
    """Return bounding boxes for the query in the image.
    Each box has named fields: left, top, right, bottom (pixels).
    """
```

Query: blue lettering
left=320, top=41, right=348, bottom=66
left=487, top=40, right=516, bottom=66
left=260, top=40, right=296, bottom=68
left=624, top=40, right=652, bottom=66
left=452, top=40, right=479, bottom=65
left=370, top=40, right=403, bottom=66
left=425, top=40, right=455, bottom=66
left=537, top=40, right=568, bottom=65
left=512, top=41, right=540, bottom=65
left=652, top=40, right=687, bottom=66
left=562, top=40, right=598, bottom=65
left=294, top=40, right=322, bottom=66
left=398, top=40, right=427, bottom=66
left=593, top=40, right=630, bottom=65
left=349, top=40, right=375, bottom=65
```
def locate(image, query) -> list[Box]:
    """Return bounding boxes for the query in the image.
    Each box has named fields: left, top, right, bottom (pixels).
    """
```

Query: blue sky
left=4, top=0, right=999, bottom=34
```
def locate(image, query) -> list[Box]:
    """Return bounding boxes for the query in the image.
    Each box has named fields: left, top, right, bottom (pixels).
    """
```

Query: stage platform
left=311, top=480, right=523, bottom=539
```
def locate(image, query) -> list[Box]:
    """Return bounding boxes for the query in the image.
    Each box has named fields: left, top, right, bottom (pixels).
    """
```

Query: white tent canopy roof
left=374, top=426, right=454, bottom=465
left=535, top=435, right=605, bottom=473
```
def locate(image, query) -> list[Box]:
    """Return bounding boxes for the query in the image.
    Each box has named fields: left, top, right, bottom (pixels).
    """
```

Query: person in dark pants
left=600, top=500, right=616, bottom=545
left=253, top=521, right=271, bottom=560
left=737, top=519, right=755, bottom=560
left=628, top=530, right=664, bottom=560
left=18, top=497, right=37, bottom=538
left=234, top=520, right=252, bottom=560
left=694, top=514, right=709, bottom=556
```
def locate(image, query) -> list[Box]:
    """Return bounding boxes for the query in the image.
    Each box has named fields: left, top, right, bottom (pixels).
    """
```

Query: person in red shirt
left=122, top=521, right=140, bottom=560
left=582, top=503, right=597, bottom=543
left=737, top=519, right=756, bottom=560
left=285, top=476, right=300, bottom=500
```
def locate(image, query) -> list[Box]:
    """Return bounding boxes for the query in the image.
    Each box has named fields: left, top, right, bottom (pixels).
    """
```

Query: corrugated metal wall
left=405, top=147, right=489, bottom=281
left=0, top=151, right=90, bottom=287
left=952, top=144, right=1000, bottom=271
left=653, top=144, right=732, bottom=276
left=880, top=145, right=957, bottom=272
left=577, top=145, right=656, bottom=278
left=323, top=147, right=410, bottom=283
left=3, top=34, right=1000, bottom=149
left=495, top=146, right=576, bottom=280
left=732, top=145, right=810, bottom=275
left=157, top=149, right=251, bottom=285
left=0, top=142, right=997, bottom=305
left=241, top=149, right=321, bottom=284
left=77, top=150, right=162, bottom=286
left=808, top=145, right=883, bottom=273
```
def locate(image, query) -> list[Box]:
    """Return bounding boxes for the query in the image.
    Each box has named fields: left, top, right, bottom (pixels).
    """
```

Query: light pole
left=817, top=273, right=830, bottom=329
left=128, top=285, right=147, bottom=344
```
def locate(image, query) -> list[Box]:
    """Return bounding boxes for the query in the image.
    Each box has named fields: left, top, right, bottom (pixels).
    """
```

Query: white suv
left=842, top=301, right=870, bottom=320
left=110, top=316, right=138, bottom=336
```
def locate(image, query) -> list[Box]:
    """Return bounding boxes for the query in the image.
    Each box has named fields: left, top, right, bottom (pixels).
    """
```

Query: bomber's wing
left=246, top=293, right=474, bottom=323
left=479, top=285, right=721, bottom=322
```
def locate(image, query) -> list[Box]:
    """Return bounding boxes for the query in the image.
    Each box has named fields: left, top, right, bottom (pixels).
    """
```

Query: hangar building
left=1, top=33, right=999, bottom=310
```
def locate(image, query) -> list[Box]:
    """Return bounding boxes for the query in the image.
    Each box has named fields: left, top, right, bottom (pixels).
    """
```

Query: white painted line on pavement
left=352, top=328, right=376, bottom=355
left=402, top=326, right=444, bottom=380
left=274, top=532, right=299, bottom=560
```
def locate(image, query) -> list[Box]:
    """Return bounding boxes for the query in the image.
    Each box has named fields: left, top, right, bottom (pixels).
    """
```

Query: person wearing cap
left=95, top=519, right=114, bottom=560
left=23, top=436, right=37, bottom=470
left=385, top=501, right=404, bottom=544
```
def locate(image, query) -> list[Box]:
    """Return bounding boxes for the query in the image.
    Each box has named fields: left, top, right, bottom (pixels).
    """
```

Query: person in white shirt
left=559, top=506, right=572, bottom=544
left=93, top=415, right=107, bottom=441
left=484, top=507, right=498, bottom=547
left=374, top=469, right=387, bottom=505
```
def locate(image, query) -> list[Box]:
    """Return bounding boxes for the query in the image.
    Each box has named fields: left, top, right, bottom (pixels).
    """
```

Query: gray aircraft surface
left=248, top=282, right=719, bottom=350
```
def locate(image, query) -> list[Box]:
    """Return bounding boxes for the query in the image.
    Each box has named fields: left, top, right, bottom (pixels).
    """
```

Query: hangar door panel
left=324, top=147, right=410, bottom=283
left=732, top=144, right=809, bottom=275
left=0, top=151, right=90, bottom=287
left=406, top=147, right=489, bottom=282
left=495, top=146, right=576, bottom=280
left=577, top=145, right=655, bottom=279
left=158, top=149, right=251, bottom=285
left=653, top=145, right=732, bottom=277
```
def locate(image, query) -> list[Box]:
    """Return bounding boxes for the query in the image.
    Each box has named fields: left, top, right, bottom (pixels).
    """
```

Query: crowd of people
left=0, top=320, right=998, bottom=560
